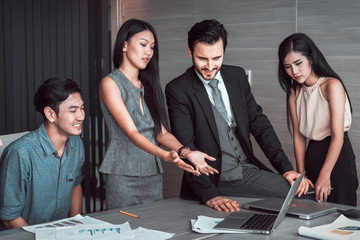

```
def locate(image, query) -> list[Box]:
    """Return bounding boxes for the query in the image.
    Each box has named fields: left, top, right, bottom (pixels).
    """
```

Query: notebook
left=242, top=197, right=337, bottom=220
left=214, top=172, right=304, bottom=234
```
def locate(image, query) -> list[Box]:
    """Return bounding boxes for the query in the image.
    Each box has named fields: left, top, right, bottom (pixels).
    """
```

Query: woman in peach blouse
left=277, top=33, right=358, bottom=206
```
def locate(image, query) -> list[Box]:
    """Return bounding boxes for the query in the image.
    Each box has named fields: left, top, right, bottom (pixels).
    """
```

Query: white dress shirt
left=196, top=70, right=234, bottom=125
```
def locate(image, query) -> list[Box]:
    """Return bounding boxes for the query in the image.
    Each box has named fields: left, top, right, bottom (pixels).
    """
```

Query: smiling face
left=122, top=29, right=155, bottom=70
left=283, top=50, right=318, bottom=86
left=51, top=92, right=85, bottom=137
left=189, top=38, right=224, bottom=80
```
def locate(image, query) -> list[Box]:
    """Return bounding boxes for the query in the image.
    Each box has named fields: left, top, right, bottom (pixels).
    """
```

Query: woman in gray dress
left=99, top=19, right=218, bottom=209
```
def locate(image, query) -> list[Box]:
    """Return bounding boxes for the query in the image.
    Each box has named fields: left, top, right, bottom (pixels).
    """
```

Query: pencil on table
left=119, top=210, right=139, bottom=218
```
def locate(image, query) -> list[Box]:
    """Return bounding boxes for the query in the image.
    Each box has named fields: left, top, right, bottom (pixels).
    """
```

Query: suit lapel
left=190, top=70, right=220, bottom=146
left=221, top=70, right=249, bottom=146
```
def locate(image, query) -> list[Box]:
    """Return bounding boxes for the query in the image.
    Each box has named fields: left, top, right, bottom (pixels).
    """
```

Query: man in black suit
left=165, top=19, right=311, bottom=212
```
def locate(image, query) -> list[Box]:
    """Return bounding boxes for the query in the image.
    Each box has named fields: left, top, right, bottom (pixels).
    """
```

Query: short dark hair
left=188, top=19, right=228, bottom=53
left=33, top=78, right=81, bottom=120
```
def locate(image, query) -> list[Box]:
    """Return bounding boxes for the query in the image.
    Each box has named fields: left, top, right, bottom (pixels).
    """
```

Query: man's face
left=189, top=38, right=224, bottom=80
left=52, top=92, right=85, bottom=137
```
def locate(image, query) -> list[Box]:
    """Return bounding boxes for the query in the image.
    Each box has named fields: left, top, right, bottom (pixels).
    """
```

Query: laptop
left=214, top=172, right=305, bottom=234
left=242, top=197, right=337, bottom=220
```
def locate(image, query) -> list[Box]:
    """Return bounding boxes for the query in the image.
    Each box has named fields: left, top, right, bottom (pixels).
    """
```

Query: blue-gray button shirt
left=0, top=124, right=84, bottom=227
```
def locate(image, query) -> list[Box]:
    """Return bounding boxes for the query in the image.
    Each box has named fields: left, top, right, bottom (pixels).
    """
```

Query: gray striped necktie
left=209, top=78, right=229, bottom=123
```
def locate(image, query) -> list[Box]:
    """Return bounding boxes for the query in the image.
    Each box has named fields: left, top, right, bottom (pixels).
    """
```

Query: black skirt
left=305, top=132, right=358, bottom=206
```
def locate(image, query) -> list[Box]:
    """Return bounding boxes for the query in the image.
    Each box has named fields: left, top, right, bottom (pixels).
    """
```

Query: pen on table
left=119, top=210, right=139, bottom=218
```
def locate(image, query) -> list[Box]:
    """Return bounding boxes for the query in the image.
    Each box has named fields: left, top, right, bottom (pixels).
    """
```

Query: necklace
left=302, top=77, right=324, bottom=93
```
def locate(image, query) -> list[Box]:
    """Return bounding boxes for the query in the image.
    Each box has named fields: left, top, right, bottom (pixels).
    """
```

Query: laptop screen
left=271, top=172, right=305, bottom=230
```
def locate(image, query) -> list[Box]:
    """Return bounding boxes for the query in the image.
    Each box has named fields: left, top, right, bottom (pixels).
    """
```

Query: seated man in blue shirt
left=0, top=78, right=85, bottom=229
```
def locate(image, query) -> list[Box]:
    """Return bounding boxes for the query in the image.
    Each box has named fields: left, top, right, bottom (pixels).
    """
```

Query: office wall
left=112, top=0, right=360, bottom=202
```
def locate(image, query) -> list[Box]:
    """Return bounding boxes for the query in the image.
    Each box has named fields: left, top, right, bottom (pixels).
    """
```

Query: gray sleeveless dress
left=99, top=69, right=163, bottom=209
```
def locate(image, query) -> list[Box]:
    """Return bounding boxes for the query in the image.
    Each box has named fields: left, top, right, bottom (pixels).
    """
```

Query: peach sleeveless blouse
left=296, top=77, right=352, bottom=140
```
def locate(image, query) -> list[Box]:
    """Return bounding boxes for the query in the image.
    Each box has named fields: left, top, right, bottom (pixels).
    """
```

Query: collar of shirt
left=38, top=123, right=73, bottom=157
left=195, top=69, right=234, bottom=123
left=196, top=69, right=224, bottom=87
left=196, top=70, right=223, bottom=104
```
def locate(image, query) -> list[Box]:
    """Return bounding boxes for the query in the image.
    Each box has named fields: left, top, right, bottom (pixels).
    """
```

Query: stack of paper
left=22, top=214, right=174, bottom=240
left=23, top=215, right=108, bottom=233
left=298, top=214, right=360, bottom=240
left=191, top=215, right=246, bottom=234
left=35, top=222, right=134, bottom=240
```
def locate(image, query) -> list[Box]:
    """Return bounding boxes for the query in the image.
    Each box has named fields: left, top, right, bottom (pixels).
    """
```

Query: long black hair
left=113, top=19, right=168, bottom=136
left=277, top=32, right=352, bottom=133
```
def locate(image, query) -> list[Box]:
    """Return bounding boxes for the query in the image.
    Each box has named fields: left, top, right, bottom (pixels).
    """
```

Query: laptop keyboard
left=242, top=214, right=277, bottom=230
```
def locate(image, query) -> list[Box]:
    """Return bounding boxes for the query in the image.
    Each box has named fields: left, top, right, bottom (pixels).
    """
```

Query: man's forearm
left=2, top=216, right=28, bottom=229
left=69, top=184, right=82, bottom=217
left=187, top=173, right=220, bottom=203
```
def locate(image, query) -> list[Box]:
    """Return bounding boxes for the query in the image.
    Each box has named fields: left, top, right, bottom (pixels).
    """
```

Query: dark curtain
left=0, top=0, right=110, bottom=213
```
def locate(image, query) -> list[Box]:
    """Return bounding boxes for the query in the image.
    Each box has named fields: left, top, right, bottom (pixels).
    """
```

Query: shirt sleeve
left=0, top=147, right=29, bottom=221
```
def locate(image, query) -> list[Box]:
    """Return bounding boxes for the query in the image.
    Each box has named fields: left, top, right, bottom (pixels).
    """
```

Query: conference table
left=0, top=196, right=357, bottom=240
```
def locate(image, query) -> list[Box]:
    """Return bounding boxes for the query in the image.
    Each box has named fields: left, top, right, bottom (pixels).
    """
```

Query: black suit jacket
left=165, top=65, right=293, bottom=203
